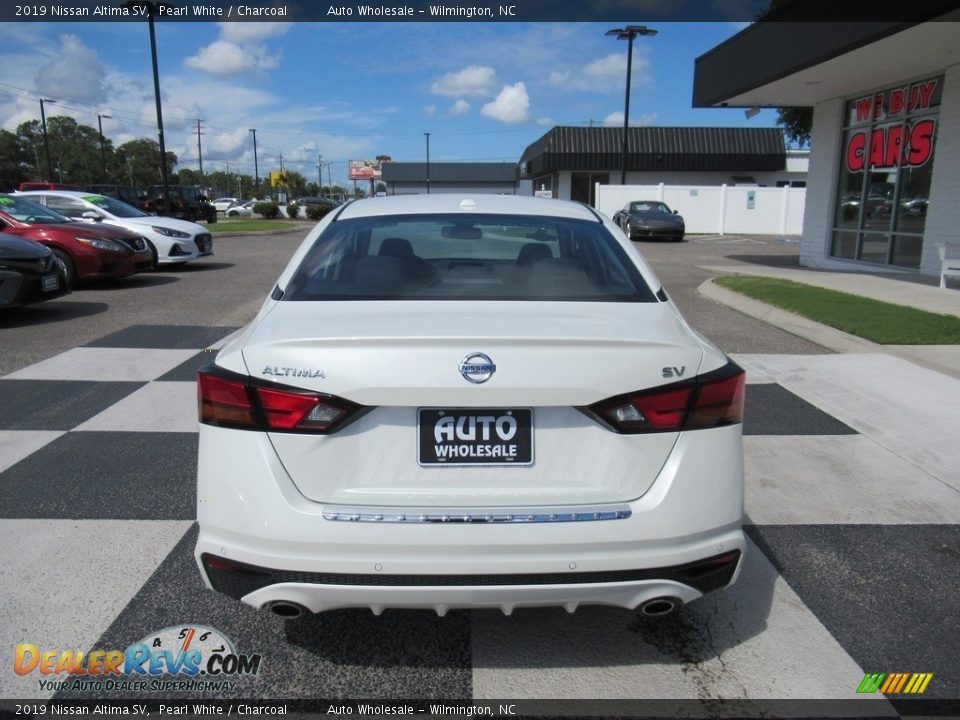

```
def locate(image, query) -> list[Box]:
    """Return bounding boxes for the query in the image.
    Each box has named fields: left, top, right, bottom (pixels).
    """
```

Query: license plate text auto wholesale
left=418, top=408, right=533, bottom=466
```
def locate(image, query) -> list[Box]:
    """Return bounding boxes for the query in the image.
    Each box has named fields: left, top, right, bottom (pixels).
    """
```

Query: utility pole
left=424, top=131, right=431, bottom=195
left=97, top=113, right=112, bottom=181
left=249, top=128, right=259, bottom=198
left=279, top=153, right=284, bottom=172
left=196, top=119, right=204, bottom=191
left=317, top=153, right=323, bottom=194
left=40, top=98, right=55, bottom=180
left=326, top=161, right=333, bottom=200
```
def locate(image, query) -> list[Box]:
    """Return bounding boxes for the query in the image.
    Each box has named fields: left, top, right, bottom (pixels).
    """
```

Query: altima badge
left=262, top=366, right=325, bottom=378
left=459, top=353, right=496, bottom=384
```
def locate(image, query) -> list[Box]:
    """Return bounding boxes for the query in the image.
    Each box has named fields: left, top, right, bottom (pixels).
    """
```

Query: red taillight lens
left=255, top=387, right=345, bottom=431
left=601, top=387, right=693, bottom=432
left=198, top=371, right=257, bottom=428
left=687, top=371, right=745, bottom=430
left=198, top=366, right=365, bottom=433
left=587, top=361, right=745, bottom=434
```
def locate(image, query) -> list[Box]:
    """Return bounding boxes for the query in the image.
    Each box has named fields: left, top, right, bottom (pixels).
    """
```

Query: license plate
left=41, top=275, right=58, bottom=292
left=418, top=408, right=533, bottom=466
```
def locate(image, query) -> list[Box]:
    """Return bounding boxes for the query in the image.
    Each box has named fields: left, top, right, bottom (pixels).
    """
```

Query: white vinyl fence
left=595, top=183, right=806, bottom=236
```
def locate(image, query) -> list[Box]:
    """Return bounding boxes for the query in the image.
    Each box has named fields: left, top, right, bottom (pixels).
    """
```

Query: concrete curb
left=700, top=277, right=960, bottom=380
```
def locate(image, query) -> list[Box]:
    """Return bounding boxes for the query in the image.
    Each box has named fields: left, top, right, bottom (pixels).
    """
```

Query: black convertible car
left=612, top=201, right=685, bottom=241
left=0, top=233, right=70, bottom=308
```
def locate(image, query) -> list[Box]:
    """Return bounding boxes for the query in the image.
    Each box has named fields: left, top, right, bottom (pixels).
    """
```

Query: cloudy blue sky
left=0, top=21, right=774, bottom=187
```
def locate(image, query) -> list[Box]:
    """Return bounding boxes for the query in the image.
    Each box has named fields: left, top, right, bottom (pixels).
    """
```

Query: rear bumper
left=195, top=422, right=745, bottom=614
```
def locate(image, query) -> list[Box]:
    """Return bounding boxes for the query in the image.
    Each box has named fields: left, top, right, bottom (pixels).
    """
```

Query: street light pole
left=250, top=129, right=259, bottom=198
left=97, top=113, right=112, bottom=181
left=40, top=98, right=55, bottom=180
left=424, top=132, right=431, bottom=195
left=605, top=25, right=657, bottom=186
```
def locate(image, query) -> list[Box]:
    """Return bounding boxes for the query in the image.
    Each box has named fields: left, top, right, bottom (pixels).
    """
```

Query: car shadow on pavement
left=467, top=532, right=777, bottom=671
left=725, top=253, right=941, bottom=286
left=0, top=300, right=107, bottom=328
left=83, top=275, right=181, bottom=290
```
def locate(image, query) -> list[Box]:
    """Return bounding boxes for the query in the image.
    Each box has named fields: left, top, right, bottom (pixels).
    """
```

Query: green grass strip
left=714, top=275, right=960, bottom=345
left=207, top=219, right=308, bottom=234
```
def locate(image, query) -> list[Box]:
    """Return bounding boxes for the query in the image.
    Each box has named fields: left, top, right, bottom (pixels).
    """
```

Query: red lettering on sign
left=889, top=89, right=904, bottom=115
left=885, top=125, right=904, bottom=167
left=874, top=92, right=885, bottom=119
left=846, top=131, right=866, bottom=172
left=855, top=97, right=873, bottom=122
left=916, top=80, right=937, bottom=111
left=907, top=119, right=935, bottom=166
left=868, top=128, right=887, bottom=168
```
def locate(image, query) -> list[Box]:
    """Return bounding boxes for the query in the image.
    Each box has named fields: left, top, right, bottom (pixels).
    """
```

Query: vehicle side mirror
left=673, top=210, right=679, bottom=214
left=82, top=210, right=102, bottom=221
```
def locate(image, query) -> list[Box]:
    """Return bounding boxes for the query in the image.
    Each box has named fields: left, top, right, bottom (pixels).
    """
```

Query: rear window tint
left=283, top=213, right=655, bottom=302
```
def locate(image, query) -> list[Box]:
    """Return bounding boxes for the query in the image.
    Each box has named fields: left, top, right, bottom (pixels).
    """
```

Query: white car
left=17, top=191, right=213, bottom=267
left=224, top=200, right=256, bottom=218
left=212, top=197, right=239, bottom=213
left=195, top=195, right=746, bottom=619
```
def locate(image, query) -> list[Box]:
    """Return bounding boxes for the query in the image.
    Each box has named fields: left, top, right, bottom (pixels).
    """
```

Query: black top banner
left=4, top=0, right=960, bottom=23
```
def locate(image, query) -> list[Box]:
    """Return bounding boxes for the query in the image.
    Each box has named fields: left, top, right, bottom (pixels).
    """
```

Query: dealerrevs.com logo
left=14, top=625, right=262, bottom=693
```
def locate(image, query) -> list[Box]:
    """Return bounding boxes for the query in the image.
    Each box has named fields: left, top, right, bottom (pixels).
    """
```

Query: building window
left=571, top=172, right=609, bottom=206
left=831, top=76, right=941, bottom=269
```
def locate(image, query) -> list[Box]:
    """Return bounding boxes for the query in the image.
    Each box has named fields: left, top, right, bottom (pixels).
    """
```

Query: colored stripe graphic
left=857, top=673, right=885, bottom=693
left=859, top=672, right=932, bottom=694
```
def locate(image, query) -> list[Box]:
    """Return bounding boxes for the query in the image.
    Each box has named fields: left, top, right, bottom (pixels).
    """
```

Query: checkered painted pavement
left=1, top=325, right=958, bottom=706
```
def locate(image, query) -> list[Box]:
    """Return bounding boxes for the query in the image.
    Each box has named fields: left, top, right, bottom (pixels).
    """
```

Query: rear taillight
left=197, top=366, right=367, bottom=433
left=586, top=361, right=745, bottom=434
left=198, top=372, right=256, bottom=427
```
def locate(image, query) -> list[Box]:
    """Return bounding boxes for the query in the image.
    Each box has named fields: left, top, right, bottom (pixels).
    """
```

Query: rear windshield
left=284, top=213, right=655, bottom=302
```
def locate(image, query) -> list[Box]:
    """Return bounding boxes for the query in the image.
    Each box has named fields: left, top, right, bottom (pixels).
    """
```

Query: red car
left=0, top=194, right=152, bottom=288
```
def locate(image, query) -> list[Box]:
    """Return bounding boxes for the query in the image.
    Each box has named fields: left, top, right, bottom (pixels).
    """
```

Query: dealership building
left=518, top=126, right=806, bottom=206
left=693, top=9, right=960, bottom=276
left=381, top=162, right=525, bottom=195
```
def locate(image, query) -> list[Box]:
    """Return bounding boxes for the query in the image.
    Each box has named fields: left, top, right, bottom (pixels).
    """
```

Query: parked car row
left=0, top=192, right=214, bottom=309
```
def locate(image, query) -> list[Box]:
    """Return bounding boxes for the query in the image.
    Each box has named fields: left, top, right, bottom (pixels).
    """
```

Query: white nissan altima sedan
left=195, top=194, right=746, bottom=619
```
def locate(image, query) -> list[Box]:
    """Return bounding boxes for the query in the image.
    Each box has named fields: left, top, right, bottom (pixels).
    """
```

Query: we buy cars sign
left=844, top=78, right=938, bottom=173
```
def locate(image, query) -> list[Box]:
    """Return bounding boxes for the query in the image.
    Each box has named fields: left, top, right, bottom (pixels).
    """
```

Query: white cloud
left=218, top=22, right=292, bottom=43
left=480, top=83, right=530, bottom=124
left=424, top=105, right=437, bottom=117
left=449, top=99, right=470, bottom=116
left=34, top=35, right=107, bottom=104
left=549, top=50, right=652, bottom=93
left=603, top=111, right=658, bottom=126
left=184, top=40, right=280, bottom=77
left=431, top=65, right=498, bottom=98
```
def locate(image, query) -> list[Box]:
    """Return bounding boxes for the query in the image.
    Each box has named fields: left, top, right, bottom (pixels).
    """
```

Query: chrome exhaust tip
left=266, top=601, right=308, bottom=619
left=639, top=597, right=679, bottom=617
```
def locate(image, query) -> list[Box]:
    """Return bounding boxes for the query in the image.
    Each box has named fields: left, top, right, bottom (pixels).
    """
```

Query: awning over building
left=692, top=1, right=960, bottom=108
left=518, top=126, right=786, bottom=176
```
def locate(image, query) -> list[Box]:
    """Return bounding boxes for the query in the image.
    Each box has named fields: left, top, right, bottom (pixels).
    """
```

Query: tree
left=0, top=129, right=29, bottom=191
left=16, top=120, right=49, bottom=181
left=776, top=107, right=814, bottom=147
left=285, top=170, right=308, bottom=198
left=115, top=139, right=177, bottom=188
left=15, top=116, right=108, bottom=185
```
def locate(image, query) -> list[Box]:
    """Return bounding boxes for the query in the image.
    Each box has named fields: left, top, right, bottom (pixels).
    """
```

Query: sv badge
left=662, top=366, right=686, bottom=378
